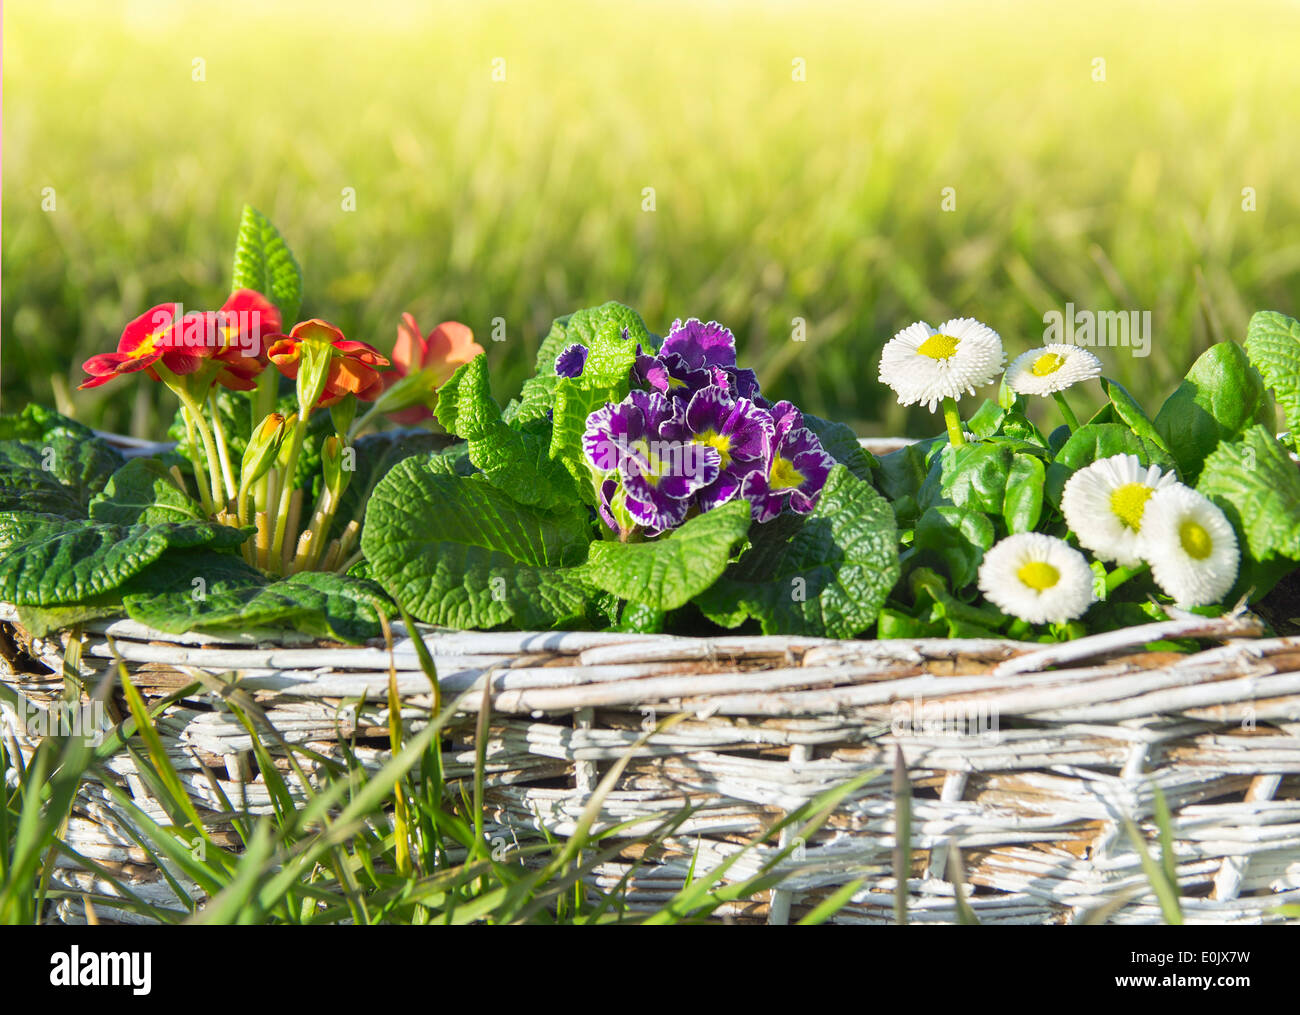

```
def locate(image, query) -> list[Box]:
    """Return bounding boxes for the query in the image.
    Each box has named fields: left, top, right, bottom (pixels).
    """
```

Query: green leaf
left=123, top=565, right=389, bottom=644
left=361, top=460, right=595, bottom=629
left=1153, top=342, right=1274, bottom=482
left=0, top=511, right=76, bottom=552
left=0, top=432, right=124, bottom=517
left=230, top=204, right=303, bottom=327
left=533, top=302, right=655, bottom=386
left=582, top=500, right=751, bottom=610
left=966, top=399, right=1005, bottom=438
left=1196, top=425, right=1300, bottom=597
left=694, top=466, right=900, bottom=638
left=615, top=602, right=667, bottom=633
left=327, top=429, right=449, bottom=540
left=435, top=354, right=579, bottom=510
left=280, top=572, right=392, bottom=642
left=549, top=377, right=625, bottom=504
left=802, top=414, right=876, bottom=481
left=877, top=608, right=944, bottom=639
left=0, top=404, right=95, bottom=441
left=1045, top=423, right=1176, bottom=506
left=1100, top=377, right=1169, bottom=453
left=875, top=439, right=940, bottom=508
left=1002, top=452, right=1045, bottom=533
left=912, top=506, right=995, bottom=589
left=909, top=567, right=1010, bottom=638
left=1245, top=310, right=1300, bottom=437
left=0, top=520, right=251, bottom=606
left=937, top=443, right=1014, bottom=516
left=89, top=458, right=206, bottom=525
left=14, top=601, right=124, bottom=638
left=424, top=443, right=475, bottom=477
left=504, top=374, right=560, bottom=426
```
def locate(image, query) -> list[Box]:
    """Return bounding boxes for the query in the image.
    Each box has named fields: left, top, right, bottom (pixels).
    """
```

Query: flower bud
left=240, top=412, right=288, bottom=489
left=321, top=434, right=354, bottom=499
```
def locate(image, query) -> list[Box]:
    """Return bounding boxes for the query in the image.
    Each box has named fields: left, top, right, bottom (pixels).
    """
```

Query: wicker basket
left=4, top=598, right=1300, bottom=925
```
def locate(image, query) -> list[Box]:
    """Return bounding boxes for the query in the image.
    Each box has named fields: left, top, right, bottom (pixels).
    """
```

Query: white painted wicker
left=3, top=602, right=1298, bottom=925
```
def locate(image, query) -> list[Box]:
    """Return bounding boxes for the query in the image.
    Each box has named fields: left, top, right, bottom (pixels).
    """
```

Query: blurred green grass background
left=4, top=0, right=1300, bottom=437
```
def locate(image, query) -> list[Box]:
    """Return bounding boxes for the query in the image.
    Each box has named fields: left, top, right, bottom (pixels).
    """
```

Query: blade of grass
left=892, top=743, right=911, bottom=926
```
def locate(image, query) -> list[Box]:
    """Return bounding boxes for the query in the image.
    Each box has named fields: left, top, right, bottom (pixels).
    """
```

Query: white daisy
left=977, top=533, right=1095, bottom=625
left=1005, top=344, right=1102, bottom=396
left=1060, top=454, right=1180, bottom=567
left=1139, top=485, right=1239, bottom=607
left=878, top=318, right=1005, bottom=412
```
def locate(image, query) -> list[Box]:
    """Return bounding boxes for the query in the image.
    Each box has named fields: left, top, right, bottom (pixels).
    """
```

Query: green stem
left=179, top=407, right=215, bottom=515
left=269, top=417, right=308, bottom=568
left=252, top=365, right=278, bottom=431
left=1053, top=391, right=1082, bottom=432
left=941, top=397, right=966, bottom=447
left=180, top=396, right=225, bottom=510
left=1105, top=561, right=1147, bottom=596
left=300, top=487, right=343, bottom=572
left=208, top=392, right=238, bottom=501
left=348, top=402, right=386, bottom=441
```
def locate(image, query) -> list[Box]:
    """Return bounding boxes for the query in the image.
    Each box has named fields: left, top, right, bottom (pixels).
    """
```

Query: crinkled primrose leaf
left=435, top=354, right=580, bottom=510
left=123, top=562, right=390, bottom=644
left=230, top=204, right=303, bottom=327
left=694, top=466, right=899, bottom=638
left=581, top=499, right=751, bottom=611
left=1244, top=311, right=1300, bottom=440
left=0, top=432, right=124, bottom=517
left=1196, top=424, right=1300, bottom=599
left=0, top=518, right=251, bottom=606
left=361, top=457, right=595, bottom=629
left=89, top=458, right=207, bottom=525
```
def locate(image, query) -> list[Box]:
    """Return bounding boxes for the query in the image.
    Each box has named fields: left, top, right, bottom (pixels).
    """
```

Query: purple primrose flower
left=583, top=390, right=720, bottom=532
left=661, top=385, right=773, bottom=510
left=661, top=319, right=738, bottom=371
left=741, top=425, right=835, bottom=523
left=555, top=343, right=588, bottom=378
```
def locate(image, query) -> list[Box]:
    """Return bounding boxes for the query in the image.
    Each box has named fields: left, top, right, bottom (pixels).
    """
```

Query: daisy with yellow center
left=1060, top=454, right=1180, bottom=567
left=1139, top=485, right=1239, bottom=607
left=1004, top=343, right=1102, bottom=430
left=977, top=532, right=1095, bottom=625
left=878, top=318, right=1005, bottom=446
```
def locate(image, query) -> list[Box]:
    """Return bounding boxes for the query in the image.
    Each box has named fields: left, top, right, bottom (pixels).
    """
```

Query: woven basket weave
left=3, top=600, right=1299, bottom=925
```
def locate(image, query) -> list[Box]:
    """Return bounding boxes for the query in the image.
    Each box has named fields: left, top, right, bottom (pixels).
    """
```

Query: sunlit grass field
left=4, top=0, right=1300, bottom=437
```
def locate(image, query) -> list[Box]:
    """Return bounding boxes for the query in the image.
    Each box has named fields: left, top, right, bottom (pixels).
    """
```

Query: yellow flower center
left=769, top=455, right=804, bottom=491
left=917, top=333, right=960, bottom=360
left=630, top=439, right=664, bottom=488
left=1109, top=482, right=1154, bottom=531
left=1179, top=519, right=1213, bottom=560
left=129, top=332, right=164, bottom=359
left=1017, top=561, right=1060, bottom=591
left=1031, top=352, right=1065, bottom=376
left=695, top=428, right=733, bottom=468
